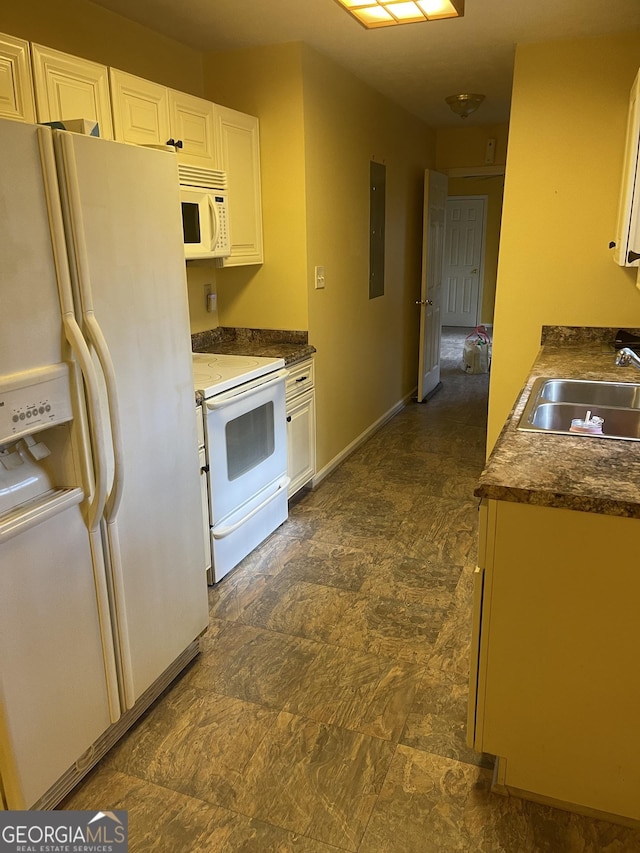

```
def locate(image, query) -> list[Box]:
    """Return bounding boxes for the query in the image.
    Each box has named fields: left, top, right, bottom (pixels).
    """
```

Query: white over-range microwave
left=178, top=164, right=231, bottom=260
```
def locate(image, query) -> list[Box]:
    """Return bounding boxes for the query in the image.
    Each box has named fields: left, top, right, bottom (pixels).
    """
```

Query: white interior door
left=442, top=196, right=486, bottom=326
left=417, top=169, right=448, bottom=402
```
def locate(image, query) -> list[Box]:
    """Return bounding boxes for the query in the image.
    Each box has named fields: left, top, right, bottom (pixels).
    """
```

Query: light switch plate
left=315, top=265, right=325, bottom=289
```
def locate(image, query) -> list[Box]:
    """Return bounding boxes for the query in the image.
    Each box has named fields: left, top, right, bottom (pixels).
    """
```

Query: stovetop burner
left=192, top=352, right=285, bottom=397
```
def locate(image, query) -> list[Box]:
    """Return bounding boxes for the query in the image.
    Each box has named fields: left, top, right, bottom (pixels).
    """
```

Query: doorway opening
left=441, top=196, right=487, bottom=328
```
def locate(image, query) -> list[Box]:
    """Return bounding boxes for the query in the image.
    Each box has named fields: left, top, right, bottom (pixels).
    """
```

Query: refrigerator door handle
left=56, top=131, right=126, bottom=524
left=83, top=312, right=126, bottom=522
left=105, top=517, right=136, bottom=708
left=39, top=129, right=110, bottom=529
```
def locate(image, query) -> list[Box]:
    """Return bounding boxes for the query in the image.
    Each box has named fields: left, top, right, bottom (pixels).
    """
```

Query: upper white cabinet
left=0, top=31, right=264, bottom=268
left=214, top=105, right=264, bottom=266
left=169, top=89, right=216, bottom=169
left=31, top=44, right=113, bottom=139
left=0, top=33, right=35, bottom=123
left=109, top=69, right=170, bottom=148
left=613, top=68, right=640, bottom=267
left=110, top=69, right=216, bottom=169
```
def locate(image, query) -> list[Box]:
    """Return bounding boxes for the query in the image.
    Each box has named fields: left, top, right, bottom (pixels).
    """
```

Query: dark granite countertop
left=191, top=327, right=315, bottom=366
left=475, top=326, right=640, bottom=518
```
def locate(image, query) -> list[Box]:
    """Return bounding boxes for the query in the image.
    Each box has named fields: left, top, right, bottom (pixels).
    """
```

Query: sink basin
left=529, top=402, right=640, bottom=439
left=534, top=378, right=640, bottom=409
left=519, top=377, right=640, bottom=440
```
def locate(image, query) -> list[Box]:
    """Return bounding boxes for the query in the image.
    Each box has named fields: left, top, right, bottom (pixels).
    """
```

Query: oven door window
left=226, top=402, right=275, bottom=480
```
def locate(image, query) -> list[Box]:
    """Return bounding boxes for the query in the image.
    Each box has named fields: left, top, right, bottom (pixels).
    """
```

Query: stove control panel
left=0, top=364, right=73, bottom=445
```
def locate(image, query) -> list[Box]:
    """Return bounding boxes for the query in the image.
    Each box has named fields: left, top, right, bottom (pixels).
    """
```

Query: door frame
left=443, top=194, right=488, bottom=328
left=417, top=169, right=448, bottom=402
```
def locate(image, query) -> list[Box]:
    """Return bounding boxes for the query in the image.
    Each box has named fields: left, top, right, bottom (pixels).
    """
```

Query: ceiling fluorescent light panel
left=335, top=0, right=464, bottom=28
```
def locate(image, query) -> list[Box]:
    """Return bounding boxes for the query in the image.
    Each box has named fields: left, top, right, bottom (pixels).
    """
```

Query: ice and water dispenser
left=0, top=364, right=77, bottom=523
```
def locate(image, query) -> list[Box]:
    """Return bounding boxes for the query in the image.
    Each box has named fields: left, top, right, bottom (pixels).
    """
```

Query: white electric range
left=192, top=352, right=285, bottom=397
left=192, top=352, right=289, bottom=583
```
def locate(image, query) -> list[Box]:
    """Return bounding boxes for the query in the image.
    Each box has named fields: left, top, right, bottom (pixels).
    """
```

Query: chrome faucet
left=615, top=347, right=640, bottom=369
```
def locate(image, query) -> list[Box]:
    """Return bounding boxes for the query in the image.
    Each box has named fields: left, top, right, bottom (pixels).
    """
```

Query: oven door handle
left=212, top=477, right=290, bottom=539
left=205, top=369, right=289, bottom=410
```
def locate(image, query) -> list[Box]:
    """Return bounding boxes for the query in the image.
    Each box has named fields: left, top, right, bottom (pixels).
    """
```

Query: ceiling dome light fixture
left=334, top=0, right=464, bottom=29
left=445, top=93, right=485, bottom=119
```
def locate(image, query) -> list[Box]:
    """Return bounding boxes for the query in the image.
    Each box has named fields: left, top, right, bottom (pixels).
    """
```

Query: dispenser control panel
left=0, top=364, right=73, bottom=445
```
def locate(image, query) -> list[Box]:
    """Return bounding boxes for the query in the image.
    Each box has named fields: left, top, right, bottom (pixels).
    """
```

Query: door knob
left=471, top=268, right=478, bottom=274
left=415, top=299, right=433, bottom=306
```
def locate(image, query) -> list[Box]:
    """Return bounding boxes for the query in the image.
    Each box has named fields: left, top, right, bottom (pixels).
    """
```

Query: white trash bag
left=462, top=326, right=491, bottom=374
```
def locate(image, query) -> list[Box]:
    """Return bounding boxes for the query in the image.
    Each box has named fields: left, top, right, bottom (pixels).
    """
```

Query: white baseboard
left=312, top=388, right=416, bottom=488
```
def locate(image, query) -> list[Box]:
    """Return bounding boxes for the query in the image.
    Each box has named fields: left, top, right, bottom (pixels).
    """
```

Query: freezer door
left=0, top=496, right=112, bottom=808
left=55, top=131, right=208, bottom=708
left=0, top=119, right=66, bottom=373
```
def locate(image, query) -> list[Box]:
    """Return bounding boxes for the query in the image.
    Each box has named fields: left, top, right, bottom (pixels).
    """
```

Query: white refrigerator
left=0, top=117, right=208, bottom=809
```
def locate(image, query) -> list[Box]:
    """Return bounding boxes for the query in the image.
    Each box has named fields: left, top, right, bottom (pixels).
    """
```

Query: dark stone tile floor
left=63, top=328, right=640, bottom=852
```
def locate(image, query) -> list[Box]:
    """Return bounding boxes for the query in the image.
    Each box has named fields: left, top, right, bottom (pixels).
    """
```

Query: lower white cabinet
left=196, top=405, right=212, bottom=578
left=286, top=359, right=316, bottom=498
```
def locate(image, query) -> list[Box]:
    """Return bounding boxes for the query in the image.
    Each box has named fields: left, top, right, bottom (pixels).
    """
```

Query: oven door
left=203, top=369, right=288, bottom=523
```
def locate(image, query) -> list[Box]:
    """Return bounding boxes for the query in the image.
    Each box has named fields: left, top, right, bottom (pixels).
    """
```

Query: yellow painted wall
left=436, top=124, right=508, bottom=325
left=0, top=0, right=203, bottom=95
left=186, top=264, right=220, bottom=333
left=204, top=43, right=435, bottom=472
left=436, top=125, right=509, bottom=171
left=201, top=43, right=309, bottom=332
left=487, top=32, right=640, bottom=452
left=301, top=46, right=435, bottom=472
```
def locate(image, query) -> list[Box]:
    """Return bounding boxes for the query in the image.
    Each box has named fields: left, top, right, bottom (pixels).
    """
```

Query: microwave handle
left=207, top=195, right=219, bottom=252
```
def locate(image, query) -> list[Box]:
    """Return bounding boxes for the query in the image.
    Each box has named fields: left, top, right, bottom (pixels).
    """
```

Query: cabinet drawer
left=286, top=359, right=314, bottom=399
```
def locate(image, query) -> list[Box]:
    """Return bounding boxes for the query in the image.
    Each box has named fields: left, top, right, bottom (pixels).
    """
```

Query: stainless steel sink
left=534, top=378, right=640, bottom=409
left=519, top=377, right=640, bottom=440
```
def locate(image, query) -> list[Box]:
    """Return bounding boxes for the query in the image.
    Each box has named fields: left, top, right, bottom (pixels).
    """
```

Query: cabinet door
left=0, top=33, right=35, bottom=123
left=214, top=105, right=264, bottom=266
left=169, top=89, right=216, bottom=169
left=110, top=68, right=170, bottom=147
left=480, top=501, right=640, bottom=821
left=31, top=45, right=113, bottom=139
left=286, top=389, right=316, bottom=497
left=466, top=499, right=496, bottom=750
